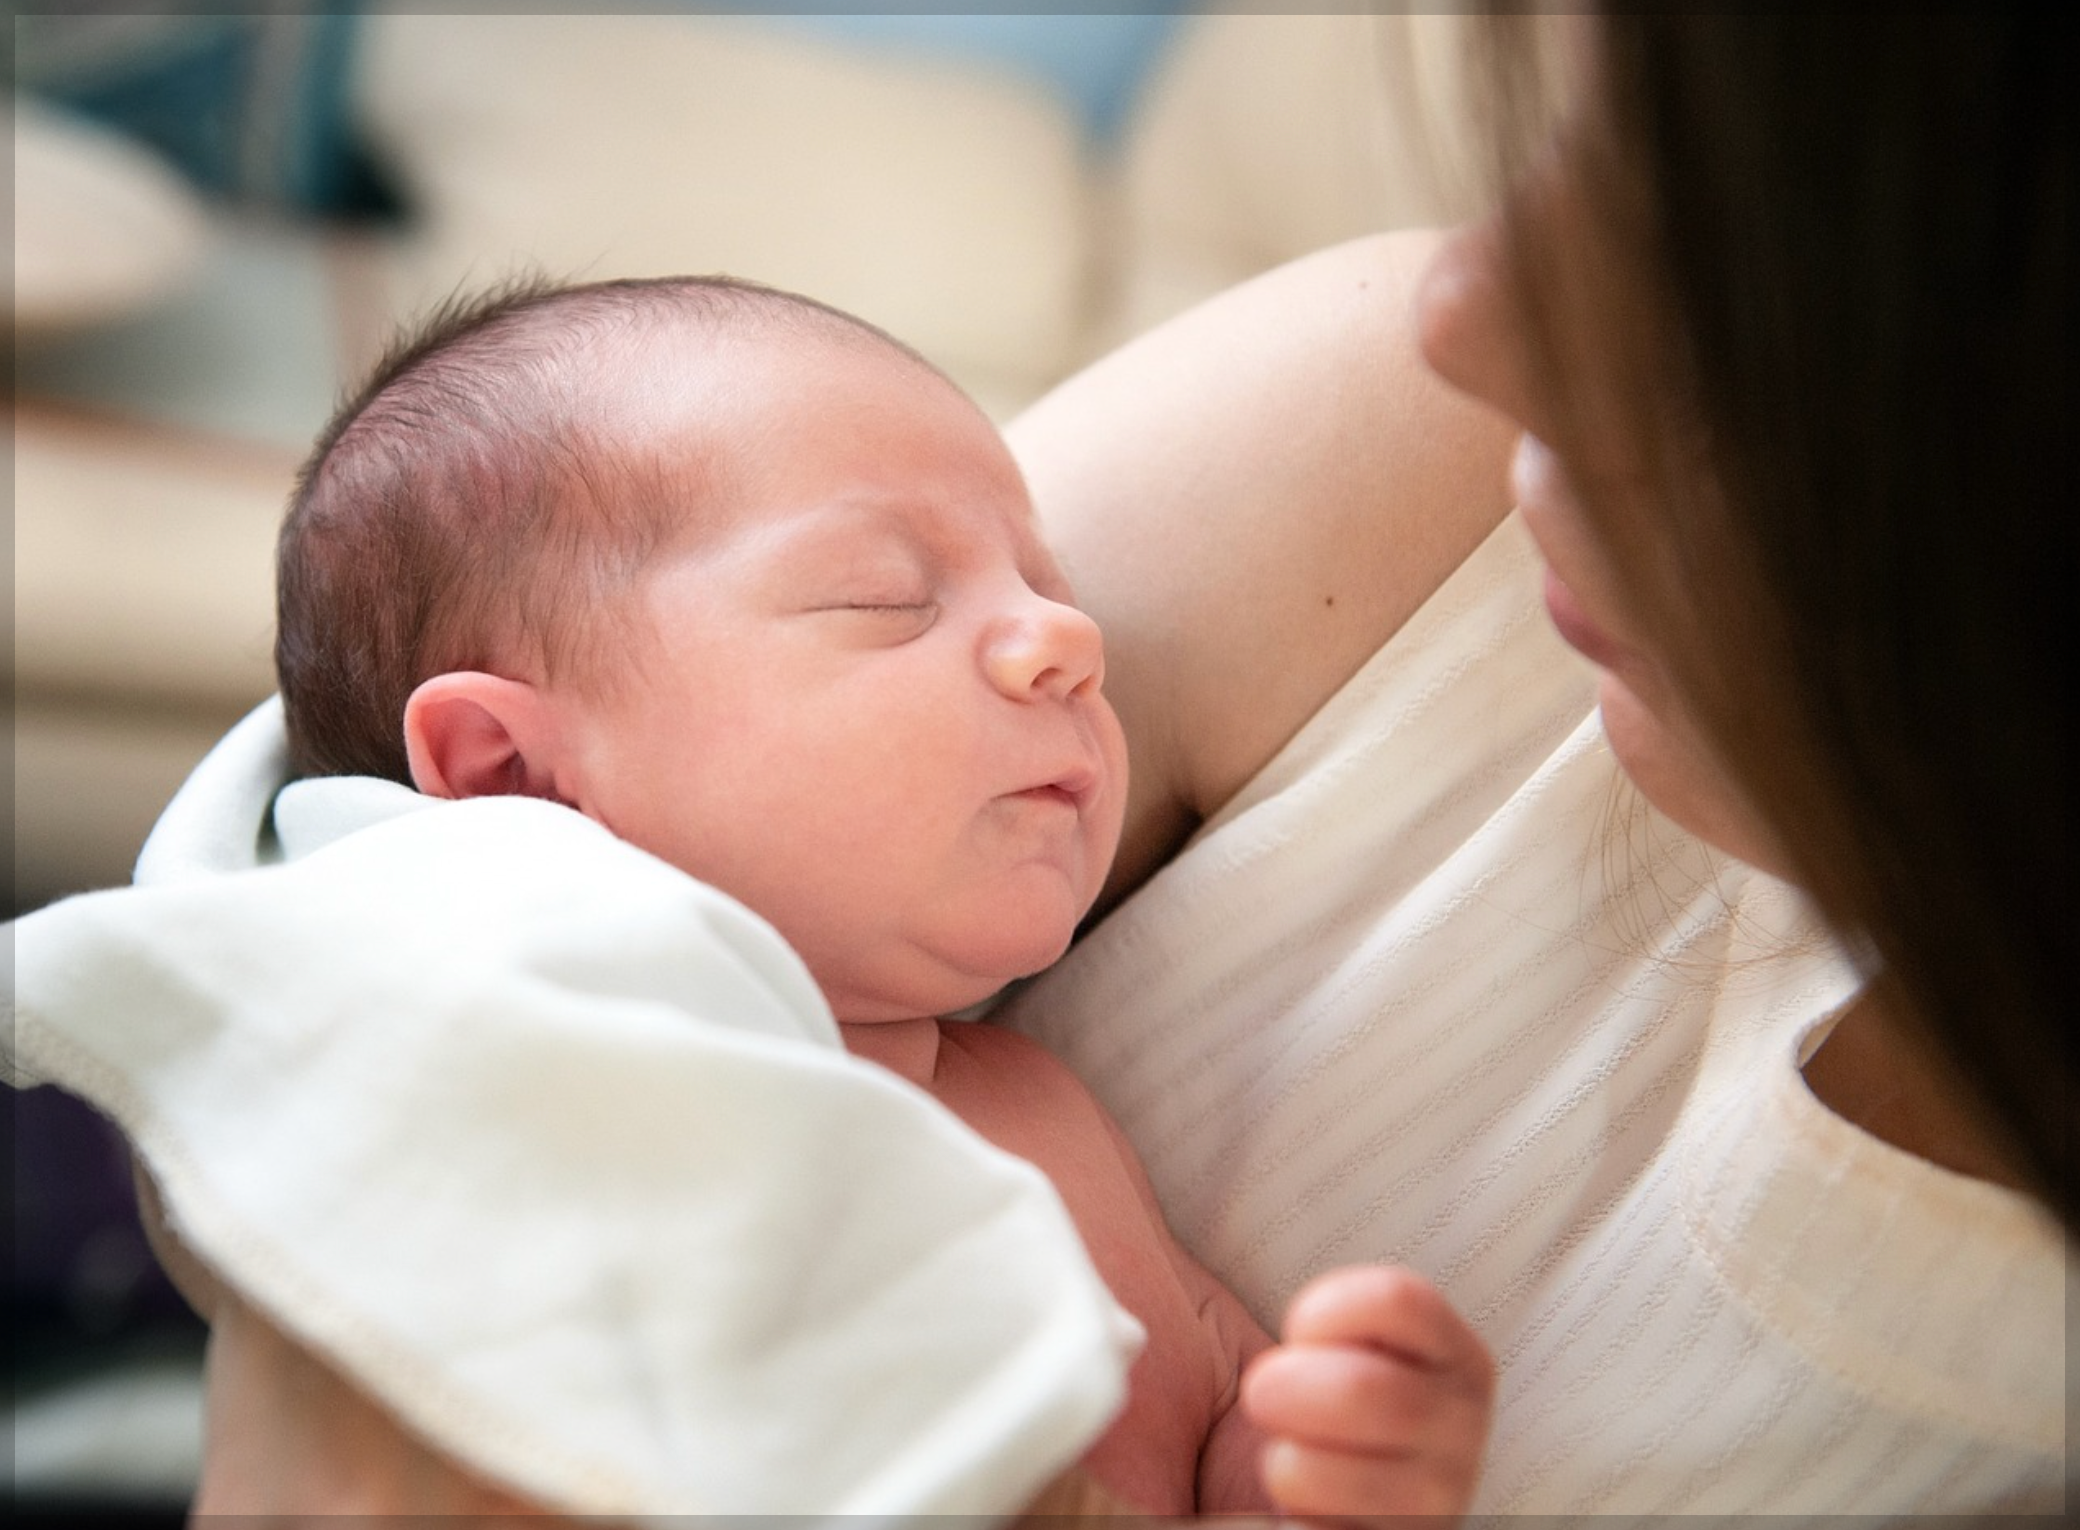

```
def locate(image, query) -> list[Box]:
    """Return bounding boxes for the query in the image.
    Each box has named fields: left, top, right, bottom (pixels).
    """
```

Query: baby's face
left=554, top=331, right=1128, bottom=1023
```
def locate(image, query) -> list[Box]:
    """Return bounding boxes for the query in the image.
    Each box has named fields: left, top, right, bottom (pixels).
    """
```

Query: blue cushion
left=11, top=9, right=1193, bottom=220
left=727, top=8, right=1194, bottom=142
left=12, top=11, right=379, bottom=217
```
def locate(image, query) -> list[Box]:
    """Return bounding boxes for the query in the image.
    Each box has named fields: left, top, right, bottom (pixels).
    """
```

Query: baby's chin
left=827, top=923, right=1079, bottom=1024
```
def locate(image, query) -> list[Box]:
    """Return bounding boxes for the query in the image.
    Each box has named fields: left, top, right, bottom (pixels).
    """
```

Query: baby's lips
left=1007, top=777, right=1084, bottom=812
left=1048, top=760, right=1107, bottom=811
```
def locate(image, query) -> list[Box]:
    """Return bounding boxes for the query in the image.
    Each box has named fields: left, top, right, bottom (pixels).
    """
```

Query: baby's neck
left=837, top=1015, right=945, bottom=1089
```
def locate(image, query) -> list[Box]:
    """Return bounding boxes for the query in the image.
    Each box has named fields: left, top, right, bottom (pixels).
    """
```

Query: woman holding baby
left=151, top=12, right=2080, bottom=1521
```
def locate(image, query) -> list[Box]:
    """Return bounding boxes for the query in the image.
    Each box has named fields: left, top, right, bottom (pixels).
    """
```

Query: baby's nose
left=984, top=596, right=1104, bottom=701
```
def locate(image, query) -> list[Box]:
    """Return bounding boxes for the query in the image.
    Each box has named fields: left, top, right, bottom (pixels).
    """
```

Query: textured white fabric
left=5, top=700, right=1138, bottom=1521
left=1001, top=512, right=2072, bottom=1518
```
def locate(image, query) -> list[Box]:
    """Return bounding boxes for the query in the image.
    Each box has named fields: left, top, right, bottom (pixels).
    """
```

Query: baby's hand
left=1240, top=1265, right=1494, bottom=1526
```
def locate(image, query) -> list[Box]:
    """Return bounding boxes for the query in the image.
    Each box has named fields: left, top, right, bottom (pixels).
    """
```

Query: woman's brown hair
left=1480, top=15, right=2072, bottom=1223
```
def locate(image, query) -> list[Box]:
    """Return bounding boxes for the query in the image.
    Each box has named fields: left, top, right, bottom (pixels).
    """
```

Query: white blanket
left=5, top=699, right=1138, bottom=1521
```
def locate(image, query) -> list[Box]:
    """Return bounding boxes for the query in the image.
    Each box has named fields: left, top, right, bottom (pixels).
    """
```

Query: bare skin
left=1798, top=992, right=2030, bottom=1193
left=1006, top=232, right=1516, bottom=913
left=392, top=301, right=1489, bottom=1514
left=843, top=1017, right=1277, bottom=1515
left=1414, top=208, right=2028, bottom=1196
left=159, top=217, right=2024, bottom=1518
left=149, top=232, right=1510, bottom=1521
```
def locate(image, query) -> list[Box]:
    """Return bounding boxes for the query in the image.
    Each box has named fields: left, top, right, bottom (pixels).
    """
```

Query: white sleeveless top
left=999, top=513, right=2071, bottom=1517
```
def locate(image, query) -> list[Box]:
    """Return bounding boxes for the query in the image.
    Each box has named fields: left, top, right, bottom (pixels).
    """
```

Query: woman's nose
left=1414, top=218, right=1537, bottom=432
left=984, top=594, right=1105, bottom=702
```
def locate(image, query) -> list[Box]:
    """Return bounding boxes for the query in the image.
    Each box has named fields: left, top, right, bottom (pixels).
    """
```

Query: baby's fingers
left=1243, top=1266, right=1495, bottom=1525
left=1242, top=1340, right=1485, bottom=1461
left=1259, top=1436, right=1470, bottom=1527
left=1284, top=1265, right=1492, bottom=1390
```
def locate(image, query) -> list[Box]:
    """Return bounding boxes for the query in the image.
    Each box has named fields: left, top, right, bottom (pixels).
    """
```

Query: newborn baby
left=272, top=271, right=1495, bottom=1516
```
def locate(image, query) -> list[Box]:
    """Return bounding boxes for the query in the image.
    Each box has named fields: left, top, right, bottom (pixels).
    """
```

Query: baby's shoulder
left=933, top=1020, right=1124, bottom=1161
left=943, top=1015, right=1067, bottom=1064
left=938, top=1018, right=1096, bottom=1103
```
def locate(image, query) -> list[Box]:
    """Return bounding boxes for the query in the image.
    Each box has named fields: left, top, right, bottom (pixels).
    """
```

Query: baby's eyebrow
left=761, top=487, right=1032, bottom=578
left=748, top=503, right=936, bottom=578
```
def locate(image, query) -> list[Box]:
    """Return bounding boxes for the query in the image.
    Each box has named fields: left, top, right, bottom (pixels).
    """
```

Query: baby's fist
left=1241, top=1265, right=1493, bottom=1526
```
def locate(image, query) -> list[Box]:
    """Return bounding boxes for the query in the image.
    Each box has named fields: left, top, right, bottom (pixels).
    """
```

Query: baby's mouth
left=1007, top=783, right=1080, bottom=813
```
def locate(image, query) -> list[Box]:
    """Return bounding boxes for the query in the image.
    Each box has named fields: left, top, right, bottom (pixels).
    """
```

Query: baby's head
left=279, top=274, right=936, bottom=783
left=279, top=274, right=1127, bottom=1021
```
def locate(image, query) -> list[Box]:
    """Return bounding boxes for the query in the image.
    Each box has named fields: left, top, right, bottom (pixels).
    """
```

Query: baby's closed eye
left=813, top=598, right=940, bottom=640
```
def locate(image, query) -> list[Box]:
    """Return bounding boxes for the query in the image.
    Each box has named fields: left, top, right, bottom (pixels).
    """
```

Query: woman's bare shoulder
left=1010, top=232, right=1515, bottom=908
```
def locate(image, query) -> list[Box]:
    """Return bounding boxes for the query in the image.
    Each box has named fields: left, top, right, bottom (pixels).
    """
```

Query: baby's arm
left=1076, top=1083, right=1491, bottom=1521
left=1190, top=1274, right=1278, bottom=1513
left=1243, top=1265, right=1494, bottom=1525
left=1077, top=1102, right=1275, bottom=1515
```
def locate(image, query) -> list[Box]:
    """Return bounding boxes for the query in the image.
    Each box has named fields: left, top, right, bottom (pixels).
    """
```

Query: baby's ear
left=403, top=672, right=566, bottom=801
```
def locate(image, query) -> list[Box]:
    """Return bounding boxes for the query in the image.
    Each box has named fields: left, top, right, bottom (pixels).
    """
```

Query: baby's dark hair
left=276, top=272, right=936, bottom=784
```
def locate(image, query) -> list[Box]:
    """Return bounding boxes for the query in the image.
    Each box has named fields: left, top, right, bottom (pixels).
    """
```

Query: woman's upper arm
left=1008, top=231, right=1516, bottom=907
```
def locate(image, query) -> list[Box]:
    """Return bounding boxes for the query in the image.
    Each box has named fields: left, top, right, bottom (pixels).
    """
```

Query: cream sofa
left=12, top=10, right=1481, bottom=915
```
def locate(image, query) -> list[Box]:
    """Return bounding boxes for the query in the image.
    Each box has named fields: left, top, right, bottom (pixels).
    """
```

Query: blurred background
left=9, top=5, right=1481, bottom=1514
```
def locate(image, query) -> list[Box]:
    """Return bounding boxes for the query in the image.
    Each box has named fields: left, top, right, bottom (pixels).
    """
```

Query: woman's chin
left=1596, top=672, right=1790, bottom=879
